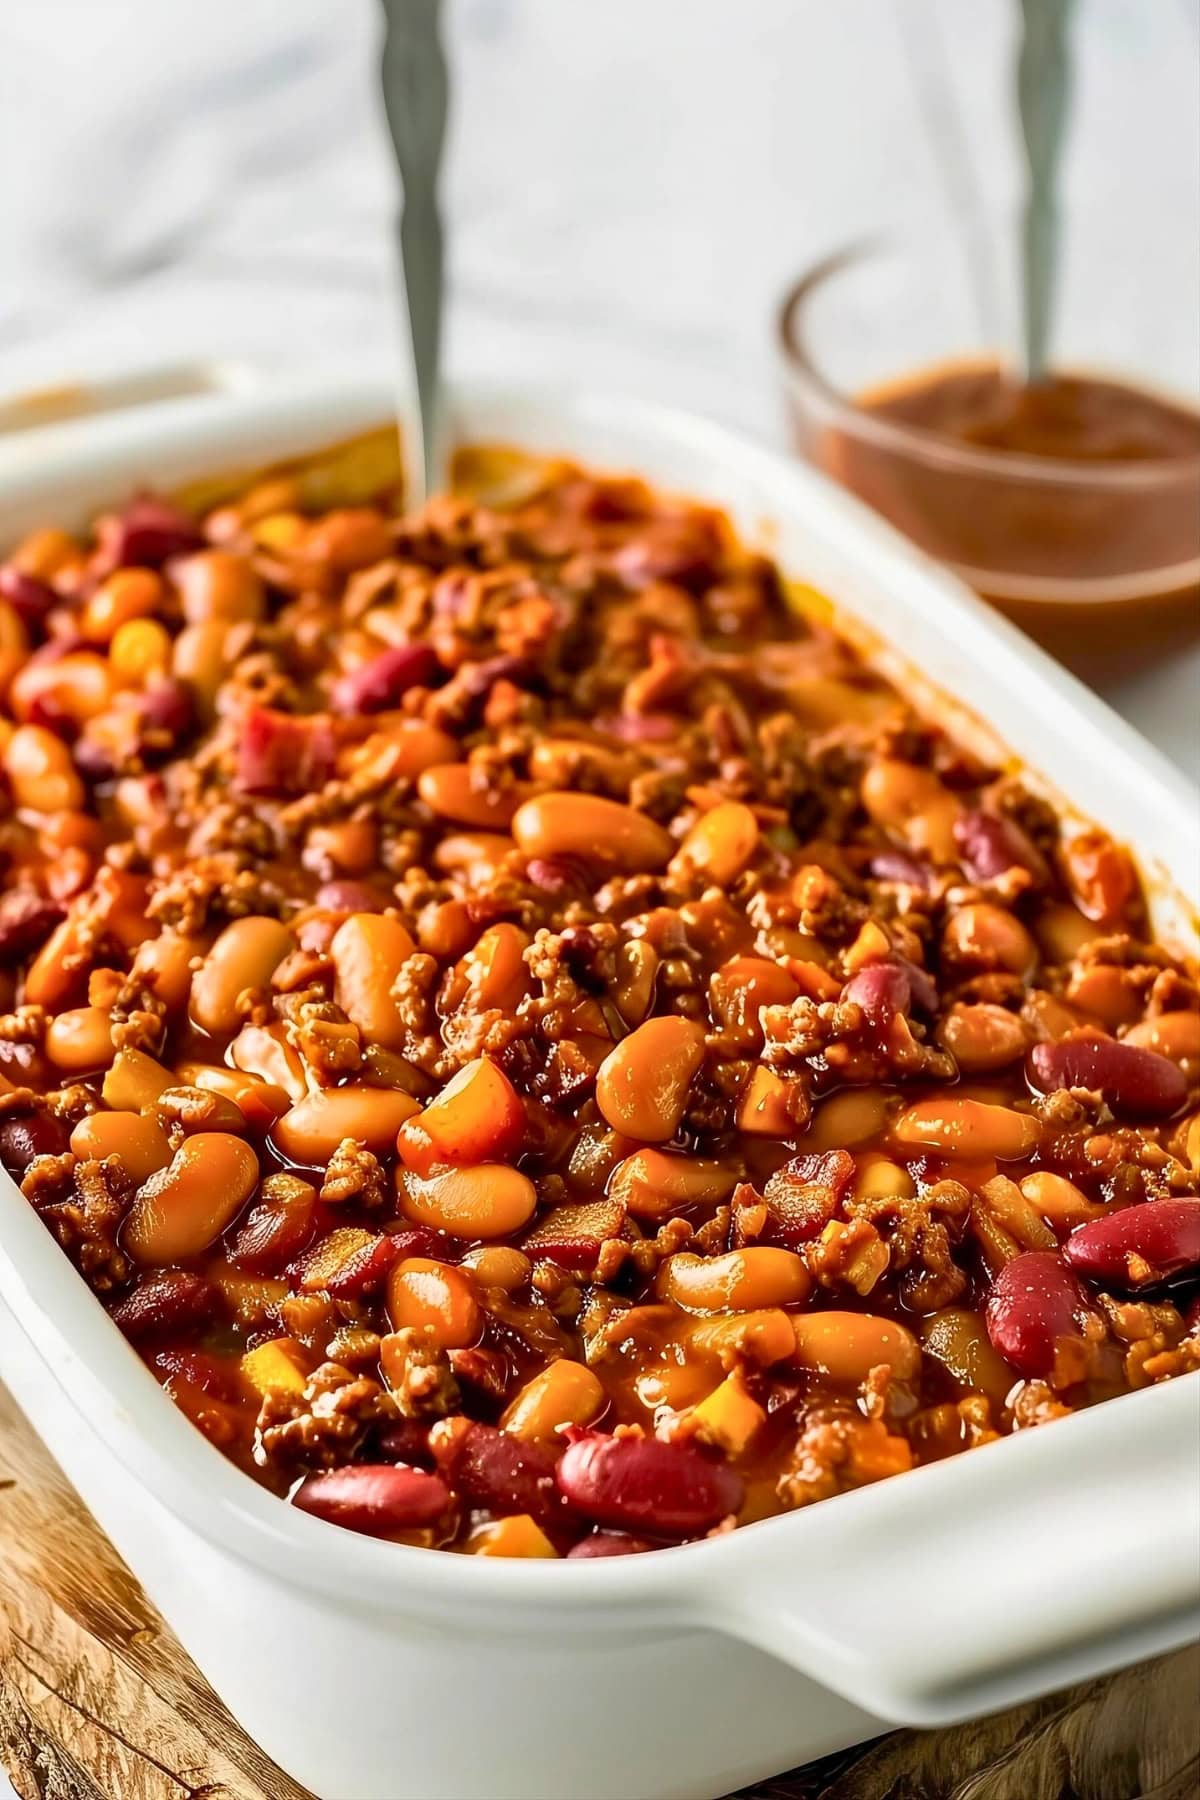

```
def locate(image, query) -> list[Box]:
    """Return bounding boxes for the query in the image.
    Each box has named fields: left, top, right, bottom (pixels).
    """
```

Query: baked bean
left=937, top=1002, right=1030, bottom=1072
left=920, top=1308, right=1015, bottom=1404
left=135, top=932, right=204, bottom=1012
left=984, top=1250, right=1095, bottom=1379
left=709, top=956, right=799, bottom=1049
left=171, top=620, right=247, bottom=715
left=110, top=617, right=172, bottom=686
left=1065, top=964, right=1142, bottom=1030
left=658, top=1247, right=811, bottom=1313
left=1027, top=1035, right=1187, bottom=1119
left=688, top=1310, right=797, bottom=1369
left=9, top=525, right=80, bottom=582
left=292, top=1464, right=450, bottom=1537
left=512, top=792, right=673, bottom=872
left=941, top=903, right=1036, bottom=978
left=190, top=916, right=295, bottom=1036
left=385, top=1259, right=481, bottom=1348
left=81, top=567, right=162, bottom=642
left=891, top=1096, right=1041, bottom=1160
left=397, top=1164, right=537, bottom=1239
left=397, top=1056, right=524, bottom=1175
left=155, top=1085, right=247, bottom=1134
left=172, top=549, right=265, bottom=623
left=69, top=1111, right=173, bottom=1183
left=467, top=1516, right=558, bottom=1558
left=44, top=1006, right=115, bottom=1072
left=274, top=1086, right=419, bottom=1162
left=4, top=725, right=85, bottom=813
left=418, top=763, right=528, bottom=830
left=852, top=1153, right=915, bottom=1203
left=177, top=1063, right=291, bottom=1130
left=802, top=1087, right=892, bottom=1151
left=861, top=758, right=961, bottom=862
left=123, top=1133, right=258, bottom=1265
left=102, top=1046, right=174, bottom=1111
left=1035, top=902, right=1101, bottom=964
left=446, top=922, right=531, bottom=1014
left=791, top=1312, right=921, bottom=1384
left=1019, top=1170, right=1104, bottom=1228
left=555, top=1432, right=743, bottom=1536
left=330, top=913, right=414, bottom=1052
left=230, top=1023, right=308, bottom=1102
left=608, top=1148, right=735, bottom=1220
left=432, top=832, right=514, bottom=879
left=668, top=801, right=759, bottom=885
left=736, top=1065, right=795, bottom=1136
left=1122, top=1011, right=1200, bottom=1069
left=458, top=1245, right=532, bottom=1290
left=11, top=652, right=112, bottom=728
left=302, top=508, right=393, bottom=573
left=501, top=1360, right=605, bottom=1443
left=0, top=600, right=30, bottom=695
left=1063, top=1200, right=1200, bottom=1290
left=353, top=719, right=459, bottom=782
left=1060, top=830, right=1137, bottom=927
left=595, top=1016, right=705, bottom=1141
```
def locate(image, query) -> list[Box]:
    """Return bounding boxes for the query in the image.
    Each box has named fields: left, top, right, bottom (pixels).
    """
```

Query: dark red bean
left=150, top=1345, right=239, bottom=1400
left=526, top=856, right=587, bottom=897
left=375, top=1419, right=436, bottom=1468
left=869, top=849, right=933, bottom=889
left=762, top=1149, right=855, bottom=1248
left=0, top=565, right=57, bottom=633
left=136, top=679, right=194, bottom=752
left=230, top=1187, right=317, bottom=1275
left=235, top=707, right=338, bottom=798
left=611, top=531, right=713, bottom=590
left=555, top=1432, right=744, bottom=1537
left=0, top=890, right=67, bottom=964
left=387, top=1226, right=448, bottom=1262
left=841, top=961, right=910, bottom=1023
left=894, top=955, right=938, bottom=1015
left=293, top=1464, right=450, bottom=1536
left=313, top=880, right=387, bottom=913
left=330, top=644, right=438, bottom=715
left=566, top=1532, right=656, bottom=1559
left=0, top=1110, right=70, bottom=1175
left=984, top=1250, right=1096, bottom=1379
left=110, top=1270, right=219, bottom=1339
left=1028, top=1036, right=1187, bottom=1119
left=102, top=496, right=205, bottom=568
left=437, top=1421, right=566, bottom=1528
left=1064, top=1200, right=1200, bottom=1291
left=954, top=809, right=1046, bottom=884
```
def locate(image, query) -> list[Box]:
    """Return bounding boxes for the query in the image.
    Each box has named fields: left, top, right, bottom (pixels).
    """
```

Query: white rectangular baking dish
left=0, top=375, right=1197, bottom=1800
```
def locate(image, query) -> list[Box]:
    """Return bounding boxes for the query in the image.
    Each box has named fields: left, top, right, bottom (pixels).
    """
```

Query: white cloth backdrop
left=0, top=0, right=1196, bottom=770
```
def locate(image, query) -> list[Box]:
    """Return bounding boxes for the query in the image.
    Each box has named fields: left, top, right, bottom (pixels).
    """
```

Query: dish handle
left=697, top=1379, right=1200, bottom=1727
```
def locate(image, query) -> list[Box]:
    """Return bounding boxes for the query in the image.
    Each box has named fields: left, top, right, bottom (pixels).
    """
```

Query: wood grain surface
left=1, top=1375, right=1197, bottom=1800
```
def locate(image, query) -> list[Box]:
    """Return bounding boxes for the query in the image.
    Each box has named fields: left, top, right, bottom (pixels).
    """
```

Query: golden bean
left=709, top=956, right=800, bottom=1048
left=852, top=1153, right=915, bottom=1202
left=1123, top=1011, right=1200, bottom=1067
left=1065, top=964, right=1141, bottom=1030
left=417, top=763, right=528, bottom=830
left=1035, top=903, right=1101, bottom=964
left=11, top=652, right=112, bottom=727
left=330, top=913, right=415, bottom=1052
left=123, top=1133, right=259, bottom=1264
left=3, top=724, right=84, bottom=813
left=459, top=1245, right=533, bottom=1290
left=302, top=508, right=392, bottom=572
left=688, top=1310, right=797, bottom=1369
left=171, top=619, right=246, bottom=714
left=802, top=1087, right=892, bottom=1151
left=172, top=549, right=265, bottom=623
left=10, top=525, right=79, bottom=581
left=467, top=1516, right=558, bottom=1559
left=446, top=922, right=531, bottom=1015
left=44, top=1006, right=115, bottom=1072
left=1018, top=1170, right=1104, bottom=1227
left=608, top=1148, right=736, bottom=1220
left=669, top=801, right=759, bottom=885
left=396, top=1163, right=537, bottom=1239
left=190, top=916, right=295, bottom=1036
left=512, top=791, right=673, bottom=872
left=891, top=1096, right=1041, bottom=1161
left=595, top=1015, right=706, bottom=1141
left=110, top=617, right=172, bottom=686
left=861, top=759, right=960, bottom=861
left=82, top=567, right=162, bottom=642
left=102, top=1046, right=174, bottom=1111
left=736, top=1065, right=795, bottom=1136
left=937, top=1002, right=1030, bottom=1072
left=70, top=1111, right=172, bottom=1184
left=942, top=903, right=1036, bottom=977
left=792, top=1311, right=921, bottom=1384
left=385, top=1259, right=480, bottom=1348
left=501, top=1360, right=605, bottom=1443
left=134, top=931, right=204, bottom=1012
left=0, top=599, right=29, bottom=694
left=658, top=1247, right=811, bottom=1314
left=920, top=1308, right=1014, bottom=1404
left=230, top=1022, right=308, bottom=1102
left=612, top=939, right=659, bottom=1027
left=155, top=1085, right=247, bottom=1134
left=274, top=1085, right=419, bottom=1162
left=352, top=720, right=459, bottom=783
left=432, top=831, right=514, bottom=877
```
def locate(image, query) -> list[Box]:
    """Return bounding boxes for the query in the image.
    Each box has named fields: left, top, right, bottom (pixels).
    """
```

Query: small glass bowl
left=777, top=236, right=1200, bottom=635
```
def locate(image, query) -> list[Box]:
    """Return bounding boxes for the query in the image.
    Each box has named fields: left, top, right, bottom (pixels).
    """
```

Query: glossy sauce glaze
left=0, top=450, right=1197, bottom=1559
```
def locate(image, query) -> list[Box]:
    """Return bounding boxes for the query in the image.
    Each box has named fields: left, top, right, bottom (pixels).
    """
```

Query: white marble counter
left=0, top=0, right=1196, bottom=775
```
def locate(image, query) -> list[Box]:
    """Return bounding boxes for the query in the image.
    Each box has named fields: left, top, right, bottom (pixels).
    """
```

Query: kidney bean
left=868, top=849, right=933, bottom=889
left=102, top=496, right=204, bottom=568
left=0, top=889, right=66, bottom=964
left=762, top=1149, right=855, bottom=1247
left=135, top=679, right=195, bottom=754
left=151, top=1345, right=240, bottom=1401
left=109, top=1269, right=219, bottom=1339
left=0, top=565, right=57, bottom=634
left=893, top=955, right=938, bottom=1016
left=984, top=1251, right=1096, bottom=1379
left=331, top=644, right=440, bottom=715
left=437, top=1421, right=567, bottom=1528
left=555, top=1432, right=743, bottom=1537
left=841, top=960, right=910, bottom=1023
left=235, top=707, right=338, bottom=798
left=953, top=809, right=1046, bottom=884
left=1063, top=1200, right=1200, bottom=1291
left=1027, top=1036, right=1187, bottom=1119
left=0, top=1109, right=69, bottom=1176
left=292, top=1464, right=451, bottom=1536
left=230, top=1183, right=318, bottom=1275
left=566, top=1532, right=656, bottom=1558
left=375, top=1419, right=436, bottom=1468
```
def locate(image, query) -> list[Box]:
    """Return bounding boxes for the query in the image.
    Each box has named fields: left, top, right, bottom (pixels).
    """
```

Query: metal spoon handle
left=1017, top=0, right=1075, bottom=383
left=379, top=0, right=448, bottom=505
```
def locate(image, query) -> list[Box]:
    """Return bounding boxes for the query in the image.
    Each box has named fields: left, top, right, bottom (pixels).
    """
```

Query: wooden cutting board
left=2, top=1376, right=1197, bottom=1800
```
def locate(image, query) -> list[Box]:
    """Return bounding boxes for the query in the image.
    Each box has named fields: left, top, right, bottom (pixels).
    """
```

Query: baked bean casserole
left=1, top=443, right=1197, bottom=1558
